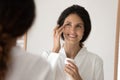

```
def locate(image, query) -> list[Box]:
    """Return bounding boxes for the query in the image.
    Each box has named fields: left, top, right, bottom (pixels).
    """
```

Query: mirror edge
left=114, top=0, right=120, bottom=80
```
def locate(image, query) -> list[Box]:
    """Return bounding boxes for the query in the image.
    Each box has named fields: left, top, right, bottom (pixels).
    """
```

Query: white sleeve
left=41, top=51, right=60, bottom=80
left=39, top=62, right=53, bottom=80
left=94, top=57, right=104, bottom=80
left=41, top=51, right=59, bottom=68
left=48, top=52, right=59, bottom=68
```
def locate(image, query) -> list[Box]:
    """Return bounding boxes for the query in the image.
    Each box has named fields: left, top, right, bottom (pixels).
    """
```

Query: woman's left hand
left=64, top=60, right=82, bottom=80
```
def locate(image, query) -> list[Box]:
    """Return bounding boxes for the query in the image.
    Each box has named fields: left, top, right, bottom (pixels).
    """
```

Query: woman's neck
left=64, top=43, right=81, bottom=59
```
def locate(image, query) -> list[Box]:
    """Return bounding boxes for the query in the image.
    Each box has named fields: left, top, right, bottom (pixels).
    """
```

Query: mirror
left=26, top=0, right=119, bottom=80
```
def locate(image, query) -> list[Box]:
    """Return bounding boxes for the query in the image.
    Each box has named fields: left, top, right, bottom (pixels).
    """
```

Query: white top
left=42, top=47, right=104, bottom=80
left=6, top=46, right=53, bottom=80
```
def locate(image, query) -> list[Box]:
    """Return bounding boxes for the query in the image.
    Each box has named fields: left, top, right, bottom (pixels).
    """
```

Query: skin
left=52, top=13, right=84, bottom=80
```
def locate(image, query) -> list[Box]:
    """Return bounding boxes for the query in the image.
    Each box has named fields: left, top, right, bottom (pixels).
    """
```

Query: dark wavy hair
left=57, top=5, right=91, bottom=47
left=0, top=0, right=35, bottom=80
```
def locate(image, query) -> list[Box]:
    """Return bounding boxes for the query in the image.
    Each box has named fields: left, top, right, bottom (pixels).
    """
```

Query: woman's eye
left=65, top=23, right=71, bottom=26
left=76, top=25, right=83, bottom=28
left=77, top=25, right=81, bottom=28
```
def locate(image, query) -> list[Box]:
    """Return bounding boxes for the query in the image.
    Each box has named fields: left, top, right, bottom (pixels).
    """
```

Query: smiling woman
left=42, top=5, right=104, bottom=80
left=26, top=0, right=119, bottom=80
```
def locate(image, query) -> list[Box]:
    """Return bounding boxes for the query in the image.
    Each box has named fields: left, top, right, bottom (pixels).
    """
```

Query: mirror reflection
left=26, top=0, right=119, bottom=80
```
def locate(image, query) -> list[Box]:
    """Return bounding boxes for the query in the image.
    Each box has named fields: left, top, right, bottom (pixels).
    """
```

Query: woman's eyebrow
left=78, top=23, right=84, bottom=25
left=64, top=21, right=84, bottom=25
left=64, top=21, right=71, bottom=23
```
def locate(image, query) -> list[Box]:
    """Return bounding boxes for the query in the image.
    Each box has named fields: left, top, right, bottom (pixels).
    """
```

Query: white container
left=64, top=58, right=74, bottom=65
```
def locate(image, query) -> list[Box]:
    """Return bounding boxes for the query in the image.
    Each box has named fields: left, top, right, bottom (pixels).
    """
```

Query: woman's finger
left=54, top=25, right=64, bottom=37
left=64, top=64, right=76, bottom=78
left=53, top=25, right=59, bottom=36
left=67, top=60, right=77, bottom=69
left=55, top=25, right=64, bottom=35
left=65, top=64, right=77, bottom=74
left=64, top=64, right=74, bottom=74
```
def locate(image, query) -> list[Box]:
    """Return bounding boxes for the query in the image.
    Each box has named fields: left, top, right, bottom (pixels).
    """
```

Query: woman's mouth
left=68, top=34, right=77, bottom=38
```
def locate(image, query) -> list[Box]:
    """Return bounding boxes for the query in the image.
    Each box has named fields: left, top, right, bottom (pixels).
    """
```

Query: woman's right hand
left=52, top=25, right=64, bottom=53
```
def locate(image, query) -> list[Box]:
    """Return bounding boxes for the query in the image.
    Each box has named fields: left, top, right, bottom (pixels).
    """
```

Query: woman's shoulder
left=11, top=46, right=49, bottom=65
left=83, top=47, right=103, bottom=64
left=8, top=46, right=52, bottom=80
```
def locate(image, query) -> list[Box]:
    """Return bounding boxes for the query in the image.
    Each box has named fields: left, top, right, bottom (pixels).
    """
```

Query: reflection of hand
left=64, top=60, right=82, bottom=80
left=52, top=25, right=64, bottom=53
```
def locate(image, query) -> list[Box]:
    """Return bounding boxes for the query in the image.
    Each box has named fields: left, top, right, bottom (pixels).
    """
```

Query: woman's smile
left=67, top=34, right=77, bottom=39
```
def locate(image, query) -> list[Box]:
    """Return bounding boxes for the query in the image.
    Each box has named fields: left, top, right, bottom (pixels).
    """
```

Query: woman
left=0, top=0, right=52, bottom=80
left=43, top=5, right=104, bottom=80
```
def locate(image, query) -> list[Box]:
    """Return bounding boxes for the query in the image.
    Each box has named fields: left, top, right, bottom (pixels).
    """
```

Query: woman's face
left=63, top=13, right=84, bottom=45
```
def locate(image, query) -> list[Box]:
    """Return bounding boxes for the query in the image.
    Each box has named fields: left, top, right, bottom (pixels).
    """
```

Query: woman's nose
left=70, top=26, right=76, bottom=33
